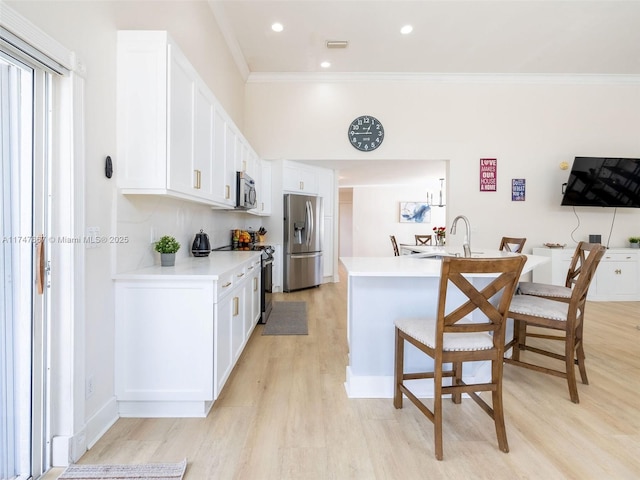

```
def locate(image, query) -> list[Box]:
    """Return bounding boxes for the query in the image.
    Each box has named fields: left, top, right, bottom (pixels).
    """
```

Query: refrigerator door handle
left=306, top=200, right=314, bottom=247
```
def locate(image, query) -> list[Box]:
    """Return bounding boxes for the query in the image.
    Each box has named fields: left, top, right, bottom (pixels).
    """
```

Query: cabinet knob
left=225, top=185, right=230, bottom=199
left=615, top=269, right=622, bottom=274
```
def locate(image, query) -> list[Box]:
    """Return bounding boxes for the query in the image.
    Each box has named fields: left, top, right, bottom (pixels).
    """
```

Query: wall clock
left=348, top=115, right=384, bottom=152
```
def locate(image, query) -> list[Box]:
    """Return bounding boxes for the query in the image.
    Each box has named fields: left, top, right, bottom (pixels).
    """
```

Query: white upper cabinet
left=317, top=168, right=335, bottom=218
left=283, top=160, right=319, bottom=194
left=258, top=161, right=272, bottom=216
left=211, top=106, right=236, bottom=208
left=117, top=30, right=263, bottom=211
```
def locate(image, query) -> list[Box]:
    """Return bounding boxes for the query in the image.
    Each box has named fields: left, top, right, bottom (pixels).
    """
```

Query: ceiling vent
left=326, top=40, right=348, bottom=49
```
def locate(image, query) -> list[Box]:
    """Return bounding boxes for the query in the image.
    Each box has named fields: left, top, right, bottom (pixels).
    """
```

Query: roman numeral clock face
left=348, top=115, right=384, bottom=152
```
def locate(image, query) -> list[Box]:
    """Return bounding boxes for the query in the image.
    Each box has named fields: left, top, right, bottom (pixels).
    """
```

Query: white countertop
left=340, top=247, right=548, bottom=277
left=114, top=251, right=261, bottom=280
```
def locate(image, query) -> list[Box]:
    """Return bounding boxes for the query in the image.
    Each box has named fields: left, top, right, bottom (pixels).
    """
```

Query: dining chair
left=505, top=242, right=605, bottom=403
left=390, top=235, right=400, bottom=256
left=394, top=255, right=526, bottom=460
left=499, top=236, right=526, bottom=253
left=415, top=234, right=432, bottom=245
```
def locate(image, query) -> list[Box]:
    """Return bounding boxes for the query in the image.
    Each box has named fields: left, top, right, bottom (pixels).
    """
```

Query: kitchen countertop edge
left=340, top=250, right=548, bottom=277
left=113, top=251, right=261, bottom=280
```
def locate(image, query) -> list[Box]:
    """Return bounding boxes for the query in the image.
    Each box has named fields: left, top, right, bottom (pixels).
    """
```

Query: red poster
left=480, top=158, right=497, bottom=191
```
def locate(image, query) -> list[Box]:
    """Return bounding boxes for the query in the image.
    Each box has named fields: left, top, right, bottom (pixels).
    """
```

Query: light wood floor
left=44, top=268, right=640, bottom=479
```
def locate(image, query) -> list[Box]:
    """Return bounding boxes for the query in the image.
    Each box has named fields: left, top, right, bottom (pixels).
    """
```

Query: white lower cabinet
left=532, top=247, right=640, bottom=301
left=115, top=280, right=215, bottom=417
left=115, top=256, right=261, bottom=417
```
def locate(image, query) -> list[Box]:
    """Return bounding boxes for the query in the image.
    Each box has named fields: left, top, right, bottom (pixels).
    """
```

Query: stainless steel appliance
left=258, top=246, right=274, bottom=324
left=283, top=194, right=323, bottom=292
left=236, top=171, right=257, bottom=210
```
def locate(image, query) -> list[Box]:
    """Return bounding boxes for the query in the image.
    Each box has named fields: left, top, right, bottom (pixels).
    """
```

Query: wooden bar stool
left=394, top=255, right=526, bottom=460
left=505, top=243, right=605, bottom=403
left=499, top=236, right=526, bottom=253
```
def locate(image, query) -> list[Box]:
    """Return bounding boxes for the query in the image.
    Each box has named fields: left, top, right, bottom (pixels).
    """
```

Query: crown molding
left=207, top=0, right=250, bottom=82
left=0, top=1, right=74, bottom=72
left=246, top=72, right=640, bottom=85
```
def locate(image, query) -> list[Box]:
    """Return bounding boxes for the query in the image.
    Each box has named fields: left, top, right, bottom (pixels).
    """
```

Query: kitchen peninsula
left=340, top=248, right=548, bottom=398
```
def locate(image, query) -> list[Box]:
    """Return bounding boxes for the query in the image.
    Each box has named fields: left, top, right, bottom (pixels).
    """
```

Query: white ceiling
left=210, top=0, right=640, bottom=76
left=208, top=1, right=640, bottom=186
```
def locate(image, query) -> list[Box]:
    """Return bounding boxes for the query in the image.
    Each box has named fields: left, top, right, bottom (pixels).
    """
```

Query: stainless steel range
left=256, top=245, right=274, bottom=324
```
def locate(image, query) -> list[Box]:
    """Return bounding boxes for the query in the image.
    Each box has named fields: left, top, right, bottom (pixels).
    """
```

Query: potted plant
left=629, top=236, right=640, bottom=249
left=155, top=235, right=181, bottom=266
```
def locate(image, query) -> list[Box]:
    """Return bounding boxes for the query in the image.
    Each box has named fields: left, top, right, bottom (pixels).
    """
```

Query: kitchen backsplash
left=114, top=195, right=257, bottom=273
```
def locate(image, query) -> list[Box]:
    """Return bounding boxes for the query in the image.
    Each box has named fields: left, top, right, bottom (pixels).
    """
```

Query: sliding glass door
left=1, top=50, right=51, bottom=480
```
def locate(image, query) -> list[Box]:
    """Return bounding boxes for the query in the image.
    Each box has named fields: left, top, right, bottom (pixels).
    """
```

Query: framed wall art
left=400, top=202, right=431, bottom=223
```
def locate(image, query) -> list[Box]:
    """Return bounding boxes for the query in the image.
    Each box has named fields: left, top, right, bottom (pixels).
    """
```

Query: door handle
left=36, top=234, right=45, bottom=294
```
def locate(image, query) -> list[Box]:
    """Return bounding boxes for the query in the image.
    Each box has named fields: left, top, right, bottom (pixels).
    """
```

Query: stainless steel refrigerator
left=283, top=194, right=323, bottom=292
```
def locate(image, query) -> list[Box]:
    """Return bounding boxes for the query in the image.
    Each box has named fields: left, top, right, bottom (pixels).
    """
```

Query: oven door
left=260, top=257, right=273, bottom=324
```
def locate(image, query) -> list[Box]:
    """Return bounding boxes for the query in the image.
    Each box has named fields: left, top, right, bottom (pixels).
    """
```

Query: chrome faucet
left=450, top=215, right=472, bottom=257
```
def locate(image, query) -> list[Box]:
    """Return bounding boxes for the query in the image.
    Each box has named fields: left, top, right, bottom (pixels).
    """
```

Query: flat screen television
left=561, top=157, right=640, bottom=208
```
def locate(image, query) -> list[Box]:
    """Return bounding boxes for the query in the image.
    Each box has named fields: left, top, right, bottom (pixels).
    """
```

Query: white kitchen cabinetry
left=117, top=31, right=264, bottom=211
left=115, top=280, right=215, bottom=417
left=244, top=259, right=262, bottom=341
left=283, top=161, right=319, bottom=194
left=117, top=31, right=204, bottom=202
left=115, top=253, right=261, bottom=417
left=318, top=168, right=336, bottom=279
left=532, top=247, right=640, bottom=301
left=254, top=160, right=272, bottom=216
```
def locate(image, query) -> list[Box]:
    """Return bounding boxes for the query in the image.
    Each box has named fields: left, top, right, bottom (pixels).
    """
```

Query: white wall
left=5, top=0, right=248, bottom=461
left=352, top=184, right=447, bottom=257
left=244, top=80, right=640, bottom=251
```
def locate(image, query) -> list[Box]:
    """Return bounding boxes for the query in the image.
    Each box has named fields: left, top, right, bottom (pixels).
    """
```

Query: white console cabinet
left=114, top=253, right=261, bottom=417
left=532, top=247, right=640, bottom=301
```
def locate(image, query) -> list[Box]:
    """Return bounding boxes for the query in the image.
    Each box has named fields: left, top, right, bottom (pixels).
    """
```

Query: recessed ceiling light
left=321, top=61, right=331, bottom=68
left=271, top=22, right=284, bottom=32
left=400, top=25, right=413, bottom=35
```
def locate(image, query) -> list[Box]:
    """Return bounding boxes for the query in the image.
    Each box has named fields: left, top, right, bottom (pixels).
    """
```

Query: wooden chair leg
left=492, top=361, right=509, bottom=453
left=511, top=319, right=525, bottom=361
left=576, top=341, right=589, bottom=385
left=433, top=372, right=443, bottom=461
left=575, top=325, right=589, bottom=385
left=565, top=338, right=580, bottom=404
left=452, top=361, right=462, bottom=404
left=394, top=328, right=404, bottom=409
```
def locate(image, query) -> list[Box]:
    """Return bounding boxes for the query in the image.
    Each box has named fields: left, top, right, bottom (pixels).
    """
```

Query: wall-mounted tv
left=561, top=157, right=640, bottom=208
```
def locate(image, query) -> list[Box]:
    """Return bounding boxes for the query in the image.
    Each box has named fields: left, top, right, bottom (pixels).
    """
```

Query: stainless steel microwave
left=236, top=171, right=257, bottom=210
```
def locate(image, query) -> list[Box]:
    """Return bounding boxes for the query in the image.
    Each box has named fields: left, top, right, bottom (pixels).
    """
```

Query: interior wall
left=338, top=189, right=353, bottom=257
left=5, top=0, right=248, bottom=457
left=351, top=184, right=447, bottom=257
left=244, top=80, right=640, bottom=251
